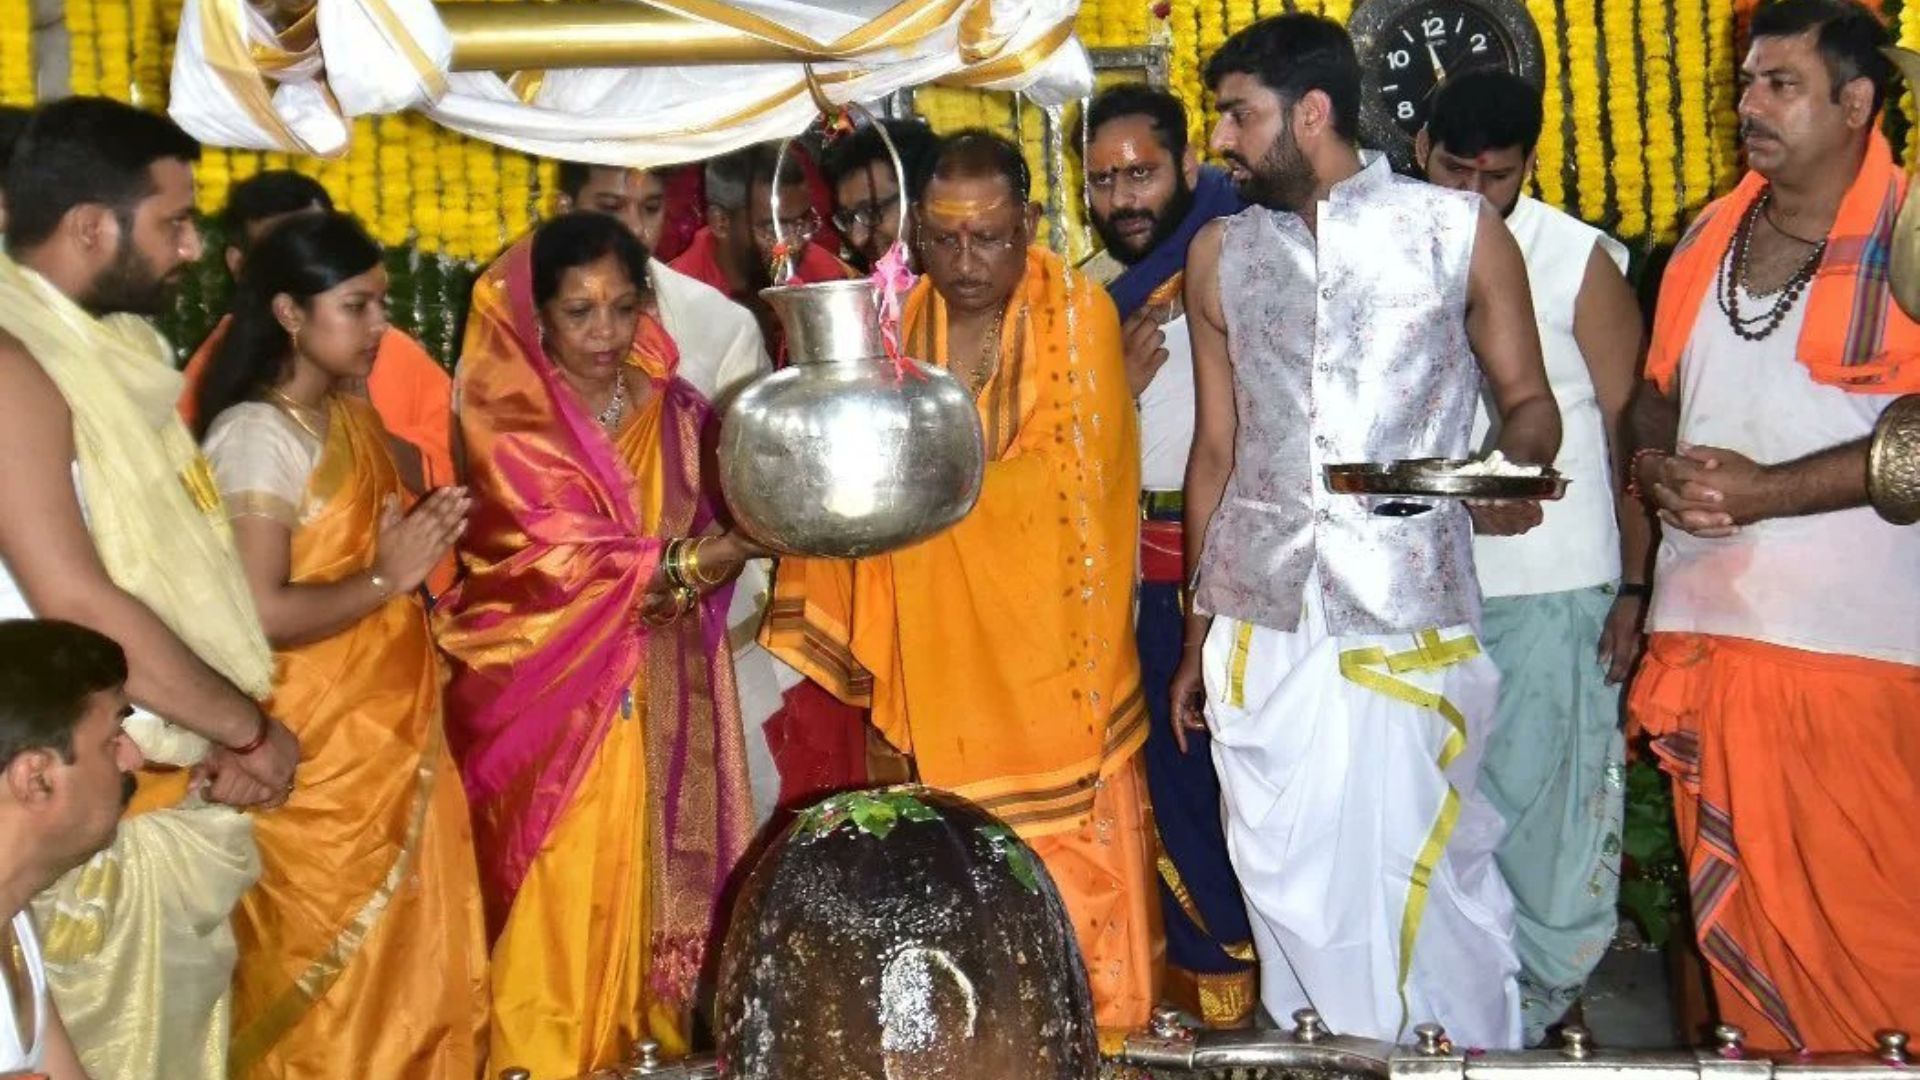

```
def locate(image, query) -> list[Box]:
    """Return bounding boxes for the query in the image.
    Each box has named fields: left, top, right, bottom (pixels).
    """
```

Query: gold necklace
left=267, top=389, right=327, bottom=440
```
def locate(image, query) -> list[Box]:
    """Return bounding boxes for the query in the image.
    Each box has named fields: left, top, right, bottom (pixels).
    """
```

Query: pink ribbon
left=869, top=240, right=922, bottom=380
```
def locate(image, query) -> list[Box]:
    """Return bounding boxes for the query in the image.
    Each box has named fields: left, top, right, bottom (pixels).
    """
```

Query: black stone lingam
left=716, top=785, right=1099, bottom=1080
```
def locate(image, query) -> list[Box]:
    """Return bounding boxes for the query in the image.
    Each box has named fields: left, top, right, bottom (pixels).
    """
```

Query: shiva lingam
left=714, top=786, right=1100, bottom=1079
left=717, top=108, right=985, bottom=559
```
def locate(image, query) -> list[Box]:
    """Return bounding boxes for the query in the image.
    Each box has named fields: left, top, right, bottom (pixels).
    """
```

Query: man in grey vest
left=1418, top=71, right=1651, bottom=1044
left=1169, top=14, right=1561, bottom=1049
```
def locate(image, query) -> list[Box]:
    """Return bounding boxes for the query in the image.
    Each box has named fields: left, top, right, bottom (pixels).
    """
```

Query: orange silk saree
left=228, top=395, right=489, bottom=1078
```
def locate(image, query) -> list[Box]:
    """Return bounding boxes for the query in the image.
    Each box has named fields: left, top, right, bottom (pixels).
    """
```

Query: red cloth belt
left=1140, top=519, right=1185, bottom=585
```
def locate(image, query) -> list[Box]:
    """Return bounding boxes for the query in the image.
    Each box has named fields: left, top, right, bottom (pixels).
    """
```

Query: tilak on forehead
left=923, top=193, right=1010, bottom=221
left=559, top=260, right=638, bottom=303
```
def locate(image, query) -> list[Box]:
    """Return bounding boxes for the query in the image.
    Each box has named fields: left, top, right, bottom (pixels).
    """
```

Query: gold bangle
left=688, top=536, right=729, bottom=589
left=662, top=538, right=690, bottom=591
left=684, top=536, right=706, bottom=587
left=1868, top=395, right=1920, bottom=526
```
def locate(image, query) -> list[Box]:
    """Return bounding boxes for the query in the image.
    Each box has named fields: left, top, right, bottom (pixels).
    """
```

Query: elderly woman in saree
left=435, top=210, right=759, bottom=1076
left=192, top=211, right=490, bottom=1078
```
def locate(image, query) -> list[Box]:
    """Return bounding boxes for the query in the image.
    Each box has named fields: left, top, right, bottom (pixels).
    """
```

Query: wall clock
left=1346, top=0, right=1547, bottom=171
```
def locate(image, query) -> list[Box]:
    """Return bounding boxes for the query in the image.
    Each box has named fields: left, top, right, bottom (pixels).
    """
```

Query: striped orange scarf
left=1648, top=131, right=1920, bottom=395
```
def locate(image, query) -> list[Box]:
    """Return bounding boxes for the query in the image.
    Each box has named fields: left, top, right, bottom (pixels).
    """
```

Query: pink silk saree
left=435, top=237, right=753, bottom=1004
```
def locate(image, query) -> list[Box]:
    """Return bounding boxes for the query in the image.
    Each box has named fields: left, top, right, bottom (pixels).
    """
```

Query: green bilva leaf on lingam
left=978, top=824, right=1042, bottom=895
left=798, top=790, right=941, bottom=842
left=848, top=794, right=900, bottom=839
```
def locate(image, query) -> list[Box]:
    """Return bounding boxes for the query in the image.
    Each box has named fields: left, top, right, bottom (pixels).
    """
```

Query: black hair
left=530, top=210, right=651, bottom=309
left=193, top=212, right=382, bottom=439
left=1079, top=83, right=1190, bottom=161
left=555, top=160, right=595, bottom=200
left=0, top=619, right=127, bottom=770
left=1425, top=70, right=1545, bottom=157
left=920, top=129, right=1032, bottom=205
left=704, top=143, right=806, bottom=213
left=1750, top=0, right=1894, bottom=115
left=0, top=106, right=31, bottom=187
left=821, top=119, right=939, bottom=196
left=1204, top=14, right=1362, bottom=142
left=219, top=170, right=333, bottom=245
left=3, top=96, right=201, bottom=252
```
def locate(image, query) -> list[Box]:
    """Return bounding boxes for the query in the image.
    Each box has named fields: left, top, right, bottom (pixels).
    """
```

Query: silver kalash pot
left=717, top=111, right=985, bottom=559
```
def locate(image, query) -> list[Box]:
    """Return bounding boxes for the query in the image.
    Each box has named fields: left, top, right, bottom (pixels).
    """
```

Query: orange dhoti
left=1629, top=632, right=1920, bottom=1052
left=764, top=247, right=1162, bottom=1035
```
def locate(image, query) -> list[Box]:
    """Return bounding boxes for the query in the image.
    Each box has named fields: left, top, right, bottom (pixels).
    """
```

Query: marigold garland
left=1564, top=0, right=1608, bottom=221
left=1904, top=0, right=1920, bottom=162
left=67, top=0, right=100, bottom=98
left=195, top=146, right=231, bottom=218
left=1169, top=0, right=1205, bottom=150
left=0, top=0, right=33, bottom=106
left=1703, top=0, right=1738, bottom=193
left=1522, top=0, right=1567, bottom=208
left=1674, top=0, right=1715, bottom=217
left=466, top=140, right=502, bottom=262
left=1641, top=0, right=1682, bottom=241
left=1600, top=0, right=1645, bottom=238
left=375, top=114, right=414, bottom=249
left=346, top=118, right=380, bottom=227
left=131, top=0, right=166, bottom=108
left=95, top=0, right=132, bottom=103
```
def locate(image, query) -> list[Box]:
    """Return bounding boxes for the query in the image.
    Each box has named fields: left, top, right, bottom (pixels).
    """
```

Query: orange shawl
left=1648, top=131, right=1920, bottom=395
left=762, top=247, right=1146, bottom=838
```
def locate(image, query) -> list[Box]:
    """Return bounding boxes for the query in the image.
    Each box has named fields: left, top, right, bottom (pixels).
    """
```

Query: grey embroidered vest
left=1193, top=155, right=1484, bottom=636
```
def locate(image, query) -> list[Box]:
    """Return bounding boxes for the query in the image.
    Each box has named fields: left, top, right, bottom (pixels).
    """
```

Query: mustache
left=1107, top=210, right=1155, bottom=227
left=1740, top=119, right=1780, bottom=142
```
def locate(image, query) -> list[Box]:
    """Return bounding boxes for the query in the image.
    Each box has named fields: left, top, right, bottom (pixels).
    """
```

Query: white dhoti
left=1203, top=605, right=1522, bottom=1049
left=31, top=801, right=261, bottom=1080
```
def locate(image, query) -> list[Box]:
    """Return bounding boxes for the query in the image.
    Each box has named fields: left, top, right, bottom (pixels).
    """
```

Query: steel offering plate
left=1325, top=458, right=1568, bottom=500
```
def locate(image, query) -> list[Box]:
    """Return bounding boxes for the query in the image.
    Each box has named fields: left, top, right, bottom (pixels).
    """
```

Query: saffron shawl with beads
left=434, top=237, right=752, bottom=1002
left=1648, top=131, right=1920, bottom=395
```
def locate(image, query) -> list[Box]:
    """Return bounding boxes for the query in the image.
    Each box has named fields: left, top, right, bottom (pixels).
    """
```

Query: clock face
left=1347, top=0, right=1545, bottom=171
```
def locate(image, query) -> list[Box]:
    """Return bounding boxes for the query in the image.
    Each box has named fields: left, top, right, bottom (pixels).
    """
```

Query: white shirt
left=1472, top=196, right=1629, bottom=596
left=650, top=258, right=770, bottom=407
left=1138, top=313, right=1196, bottom=492
left=1648, top=283, right=1920, bottom=664
left=0, top=911, right=48, bottom=1073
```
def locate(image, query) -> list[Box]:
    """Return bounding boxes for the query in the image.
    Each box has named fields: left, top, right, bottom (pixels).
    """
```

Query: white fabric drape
left=168, top=0, right=1092, bottom=167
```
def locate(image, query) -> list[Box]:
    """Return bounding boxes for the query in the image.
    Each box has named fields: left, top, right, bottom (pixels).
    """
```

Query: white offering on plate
left=1446, top=451, right=1546, bottom=478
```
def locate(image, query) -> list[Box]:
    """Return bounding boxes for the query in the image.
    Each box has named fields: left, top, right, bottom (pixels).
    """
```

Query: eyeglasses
left=916, top=225, right=1024, bottom=261
left=751, top=209, right=821, bottom=248
left=833, top=200, right=889, bottom=233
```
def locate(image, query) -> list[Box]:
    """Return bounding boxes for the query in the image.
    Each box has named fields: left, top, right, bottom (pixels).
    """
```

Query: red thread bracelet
left=228, top=712, right=269, bottom=755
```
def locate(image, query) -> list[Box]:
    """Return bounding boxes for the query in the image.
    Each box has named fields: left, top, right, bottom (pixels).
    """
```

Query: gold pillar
left=436, top=1, right=831, bottom=71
